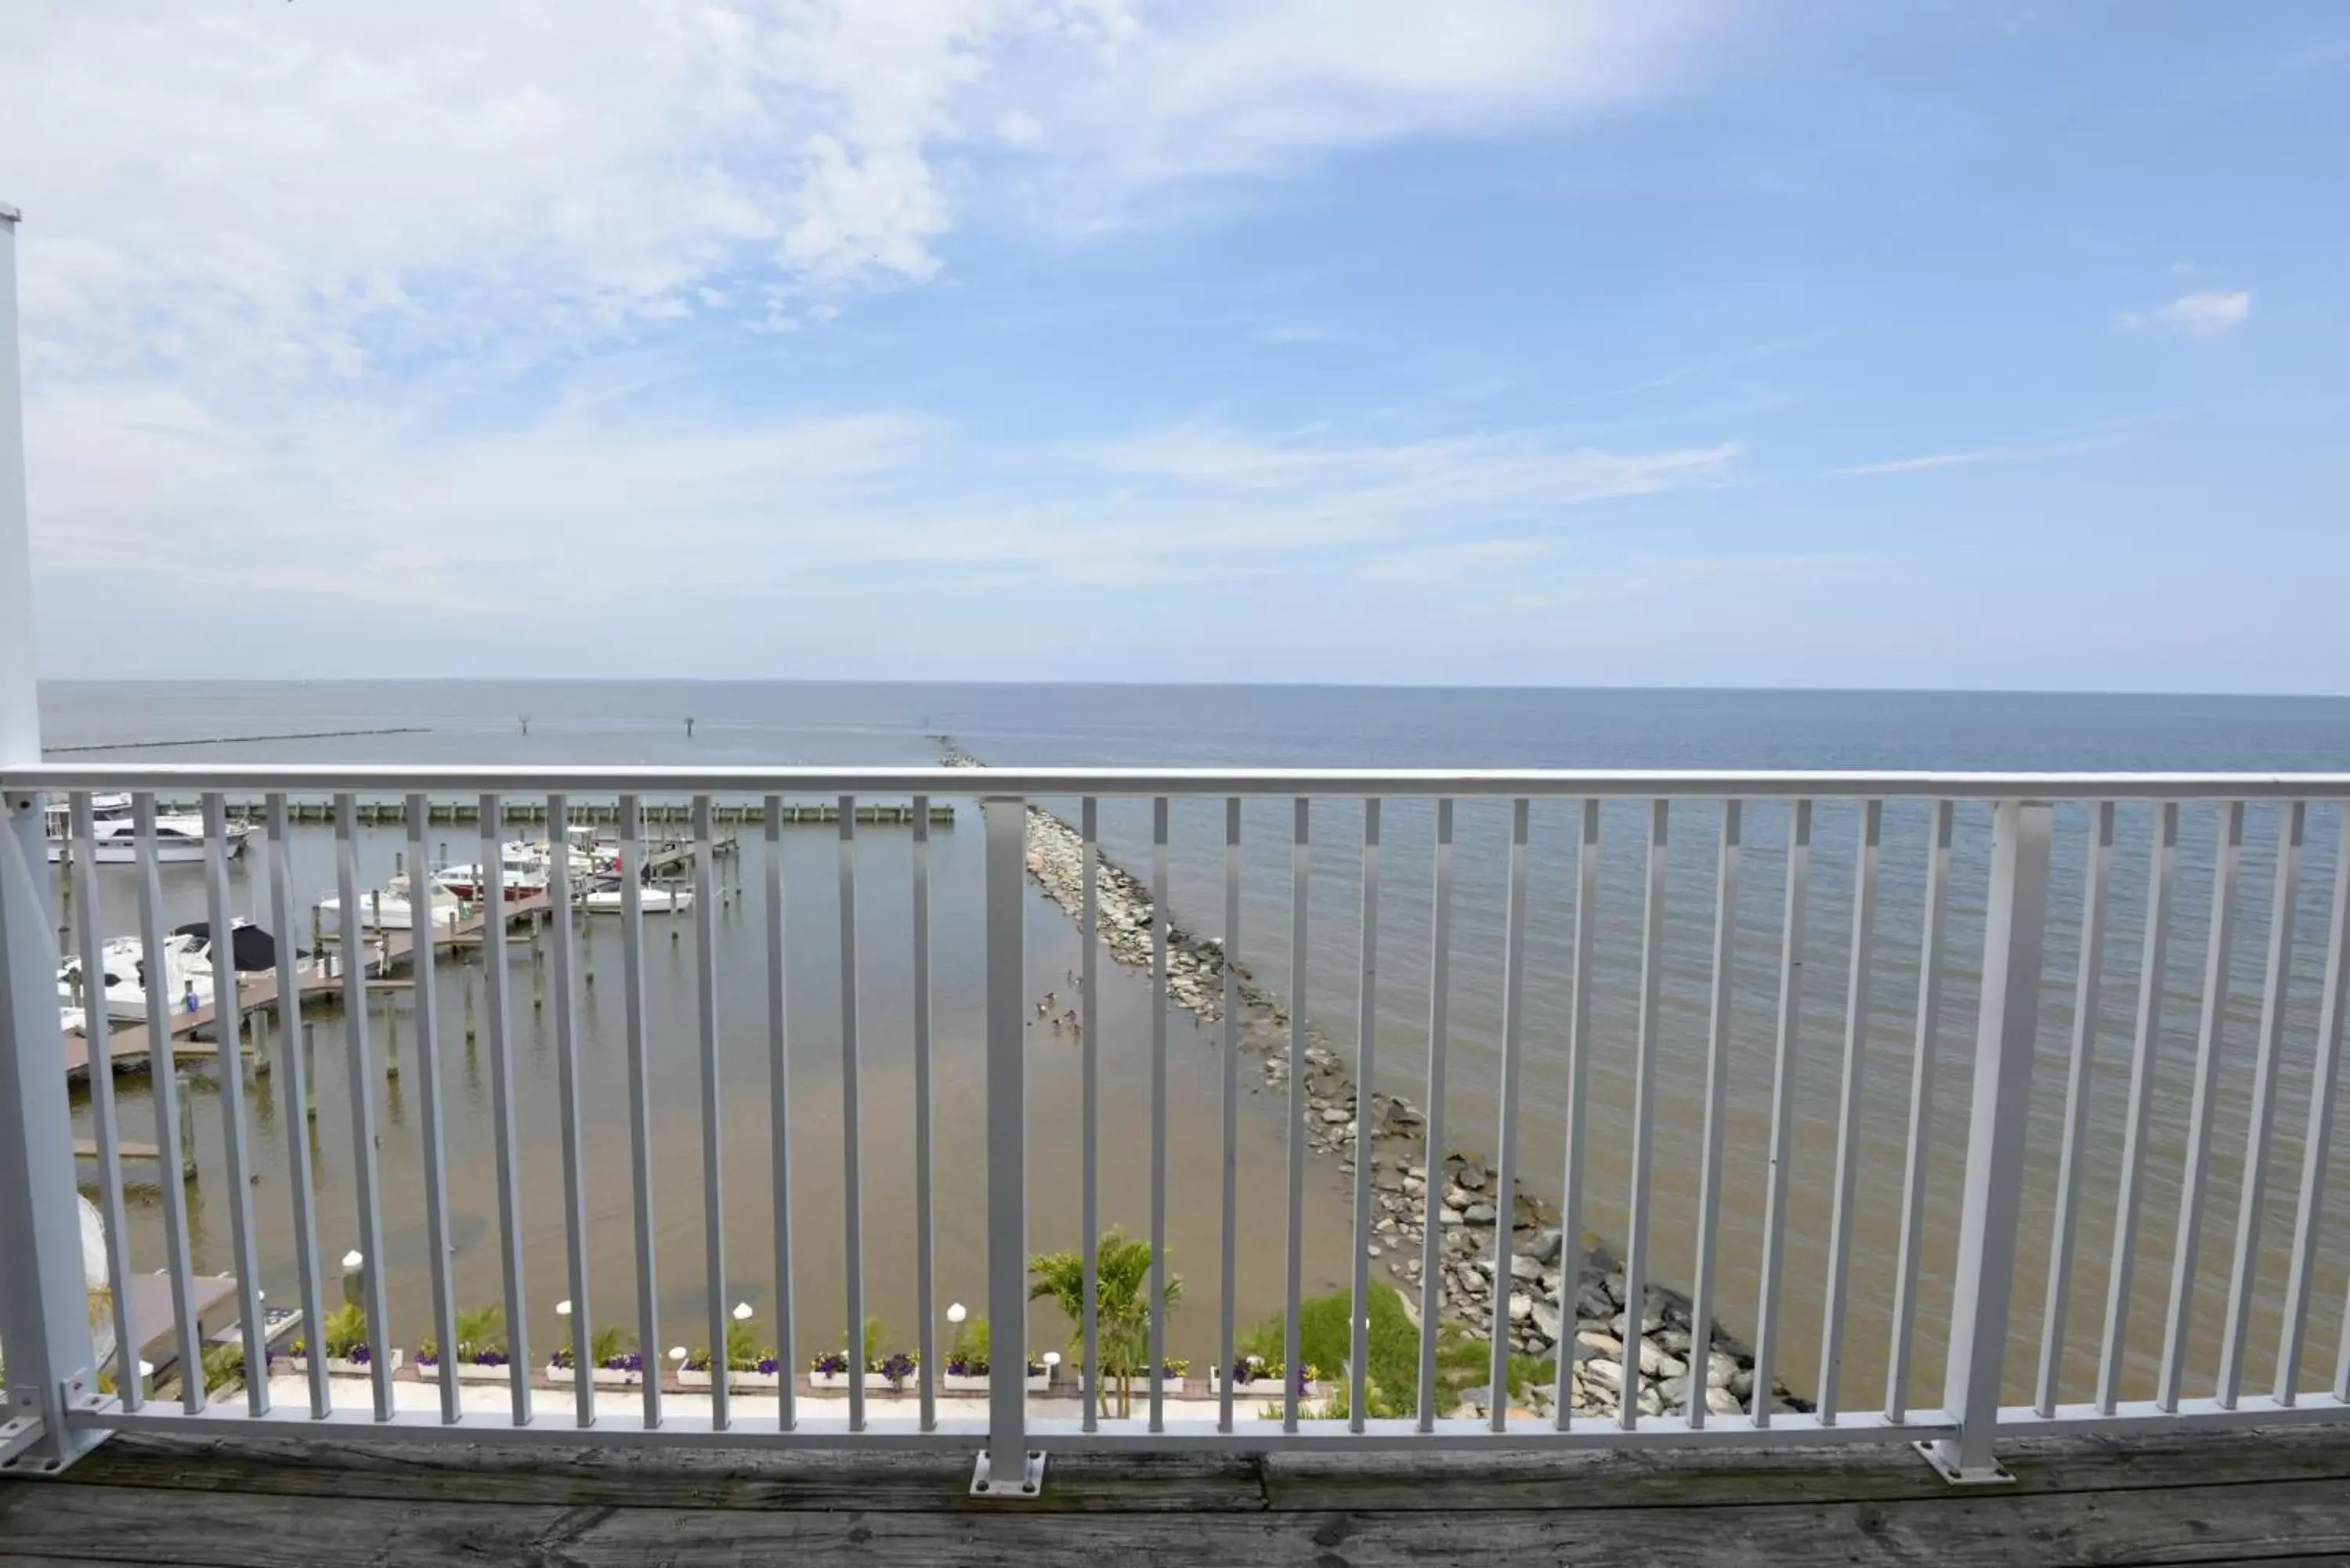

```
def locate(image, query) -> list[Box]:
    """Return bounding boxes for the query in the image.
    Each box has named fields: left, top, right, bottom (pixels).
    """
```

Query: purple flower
left=550, top=1348, right=575, bottom=1370
left=347, top=1345, right=372, bottom=1367
left=876, top=1351, right=917, bottom=1385
left=947, top=1353, right=988, bottom=1377
left=809, top=1350, right=851, bottom=1375
left=471, top=1348, right=509, bottom=1368
left=755, top=1357, right=779, bottom=1376
left=600, top=1352, right=643, bottom=1374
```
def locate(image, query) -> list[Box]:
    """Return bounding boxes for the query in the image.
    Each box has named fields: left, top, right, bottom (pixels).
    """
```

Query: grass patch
left=1238, top=1284, right=1553, bottom=1418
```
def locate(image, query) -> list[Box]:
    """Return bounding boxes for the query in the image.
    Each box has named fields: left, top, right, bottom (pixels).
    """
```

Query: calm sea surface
left=36, top=681, right=2350, bottom=1404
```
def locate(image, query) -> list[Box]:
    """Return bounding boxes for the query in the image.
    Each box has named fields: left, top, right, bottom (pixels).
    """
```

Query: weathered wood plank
left=1264, top=1425, right=2350, bottom=1512
left=56, top=1437, right=1268, bottom=1514
left=9, top=1474, right=2350, bottom=1566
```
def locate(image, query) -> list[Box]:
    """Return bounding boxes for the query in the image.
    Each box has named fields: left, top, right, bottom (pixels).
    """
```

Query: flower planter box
left=457, top=1361, right=516, bottom=1384
left=1210, top=1367, right=1336, bottom=1399
left=1079, top=1371, right=1184, bottom=1397
left=547, top=1362, right=644, bottom=1388
left=286, top=1350, right=404, bottom=1378
left=678, top=1368, right=785, bottom=1392
left=808, top=1371, right=913, bottom=1392
left=941, top=1372, right=1054, bottom=1394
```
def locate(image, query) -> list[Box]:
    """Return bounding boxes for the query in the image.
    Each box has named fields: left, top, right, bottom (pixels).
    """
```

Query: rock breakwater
left=943, top=746, right=1804, bottom=1418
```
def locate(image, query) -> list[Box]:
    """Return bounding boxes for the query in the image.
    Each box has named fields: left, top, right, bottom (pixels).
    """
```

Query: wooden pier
left=62, top=840, right=709, bottom=1084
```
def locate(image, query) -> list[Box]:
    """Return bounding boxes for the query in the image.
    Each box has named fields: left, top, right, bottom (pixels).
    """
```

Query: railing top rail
left=5, top=763, right=2350, bottom=800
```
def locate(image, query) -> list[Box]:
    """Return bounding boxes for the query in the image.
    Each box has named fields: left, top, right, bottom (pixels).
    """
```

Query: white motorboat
left=57, top=934, right=215, bottom=1023
left=42, top=793, right=255, bottom=864
left=431, top=840, right=555, bottom=901
left=319, top=874, right=465, bottom=934
left=53, top=919, right=284, bottom=1024
left=580, top=876, right=695, bottom=914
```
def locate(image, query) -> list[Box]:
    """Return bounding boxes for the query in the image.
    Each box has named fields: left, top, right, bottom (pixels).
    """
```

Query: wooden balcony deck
left=2, top=1423, right=2346, bottom=1566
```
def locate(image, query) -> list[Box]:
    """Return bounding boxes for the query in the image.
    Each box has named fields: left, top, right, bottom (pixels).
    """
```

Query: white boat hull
left=319, top=895, right=461, bottom=934
left=45, top=829, right=250, bottom=865
left=581, top=885, right=695, bottom=913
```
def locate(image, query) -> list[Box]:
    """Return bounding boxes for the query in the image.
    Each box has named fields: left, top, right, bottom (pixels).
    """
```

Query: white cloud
left=0, top=1, right=1719, bottom=397
left=1, top=2, right=1736, bottom=670
left=2124, top=289, right=2252, bottom=341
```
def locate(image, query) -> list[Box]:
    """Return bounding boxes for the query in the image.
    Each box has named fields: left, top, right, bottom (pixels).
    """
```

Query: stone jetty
left=943, top=746, right=1804, bottom=1420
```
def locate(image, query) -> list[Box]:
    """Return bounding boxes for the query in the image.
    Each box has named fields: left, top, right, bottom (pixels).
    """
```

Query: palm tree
left=454, top=1304, right=505, bottom=1361
left=1029, top=1227, right=1181, bottom=1419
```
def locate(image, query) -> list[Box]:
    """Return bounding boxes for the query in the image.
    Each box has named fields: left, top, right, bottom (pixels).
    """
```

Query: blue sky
left=4, top=1, right=2346, bottom=688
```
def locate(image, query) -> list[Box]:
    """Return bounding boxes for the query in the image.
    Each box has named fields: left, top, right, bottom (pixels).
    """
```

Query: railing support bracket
left=1914, top=1438, right=2015, bottom=1487
left=970, top=1447, right=1047, bottom=1499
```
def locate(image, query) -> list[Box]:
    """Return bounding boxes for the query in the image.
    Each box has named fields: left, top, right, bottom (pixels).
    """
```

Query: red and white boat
left=429, top=840, right=554, bottom=901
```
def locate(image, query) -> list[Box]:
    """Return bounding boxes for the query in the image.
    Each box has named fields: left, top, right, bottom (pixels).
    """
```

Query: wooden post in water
left=302, top=1022, right=317, bottom=1121
left=464, top=969, right=476, bottom=1042
left=177, top=1081, right=196, bottom=1178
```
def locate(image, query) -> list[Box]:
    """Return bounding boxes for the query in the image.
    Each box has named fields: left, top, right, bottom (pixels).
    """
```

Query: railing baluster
left=2099, top=800, right=2178, bottom=1414
left=67, top=794, right=136, bottom=1413
left=2280, top=807, right=2350, bottom=1404
left=979, top=792, right=1032, bottom=1494
left=1751, top=798, right=1813, bottom=1428
left=2158, top=800, right=2243, bottom=1411
left=333, top=793, right=394, bottom=1420
left=1148, top=796, right=1170, bottom=1433
left=1486, top=799, right=1531, bottom=1433
left=2218, top=800, right=2303, bottom=1406
left=617, top=793, right=662, bottom=1428
left=1552, top=798, right=1600, bottom=1429
left=1817, top=798, right=1881, bottom=1425
left=1283, top=798, right=1311, bottom=1434
left=1620, top=800, right=1671, bottom=1433
left=1886, top=798, right=1953, bottom=1424
left=1349, top=799, right=1381, bottom=1435
left=200, top=795, right=268, bottom=1414
left=837, top=795, right=866, bottom=1433
left=1218, top=796, right=1242, bottom=1436
left=1080, top=797, right=1100, bottom=1434
left=1925, top=800, right=2052, bottom=1484
left=477, top=795, right=531, bottom=1424
left=692, top=796, right=728, bottom=1433
left=407, top=796, right=460, bottom=1424
left=2037, top=800, right=2114, bottom=1416
left=913, top=794, right=937, bottom=1433
left=763, top=794, right=797, bottom=1433
left=135, top=794, right=202, bottom=1412
left=1415, top=797, right=1455, bottom=1433
left=547, top=793, right=595, bottom=1429
left=1688, top=798, right=1741, bottom=1430
left=265, top=793, right=330, bottom=1420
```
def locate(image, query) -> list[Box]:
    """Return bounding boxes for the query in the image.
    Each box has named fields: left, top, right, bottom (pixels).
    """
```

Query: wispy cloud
left=2123, top=289, right=2252, bottom=341
left=1832, top=436, right=2117, bottom=479
left=27, top=379, right=1742, bottom=612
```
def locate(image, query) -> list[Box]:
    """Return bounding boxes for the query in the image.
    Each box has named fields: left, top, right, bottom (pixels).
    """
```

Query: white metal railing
left=2, top=764, right=2348, bottom=1494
